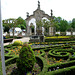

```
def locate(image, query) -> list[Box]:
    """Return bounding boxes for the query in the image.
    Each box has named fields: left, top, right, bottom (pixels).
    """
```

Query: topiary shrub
left=16, top=43, right=36, bottom=74
left=12, top=40, right=23, bottom=46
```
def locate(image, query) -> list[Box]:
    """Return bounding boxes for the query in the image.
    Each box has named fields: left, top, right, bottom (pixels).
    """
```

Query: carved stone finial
left=26, top=12, right=29, bottom=18
left=38, top=0, right=40, bottom=9
left=51, top=9, right=53, bottom=17
left=38, top=1, right=40, bottom=5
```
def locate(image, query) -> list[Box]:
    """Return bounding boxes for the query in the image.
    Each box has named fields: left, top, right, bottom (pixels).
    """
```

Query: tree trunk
left=71, top=28, right=73, bottom=35
left=13, top=27, right=15, bottom=38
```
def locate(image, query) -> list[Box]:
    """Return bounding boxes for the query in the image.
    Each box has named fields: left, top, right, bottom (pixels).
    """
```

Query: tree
left=16, top=17, right=24, bottom=25
left=54, top=17, right=62, bottom=31
left=36, top=20, right=43, bottom=35
left=3, top=22, right=10, bottom=33
left=18, top=24, right=26, bottom=29
left=3, top=18, right=15, bottom=33
left=59, top=19, right=68, bottom=32
left=71, top=18, right=75, bottom=28
left=54, top=17, right=70, bottom=32
left=36, top=20, right=43, bottom=29
left=16, top=17, right=26, bottom=29
left=48, top=17, right=60, bottom=35
left=42, top=19, right=50, bottom=35
left=36, top=17, right=59, bottom=36
left=49, top=17, right=59, bottom=28
left=12, top=19, right=17, bottom=37
left=3, top=17, right=26, bottom=37
left=68, top=21, right=72, bottom=29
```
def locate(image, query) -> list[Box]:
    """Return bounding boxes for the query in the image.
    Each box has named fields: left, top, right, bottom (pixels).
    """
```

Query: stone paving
left=4, top=37, right=30, bottom=46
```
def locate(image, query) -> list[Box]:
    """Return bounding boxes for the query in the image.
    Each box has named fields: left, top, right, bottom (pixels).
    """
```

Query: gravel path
left=4, top=37, right=30, bottom=46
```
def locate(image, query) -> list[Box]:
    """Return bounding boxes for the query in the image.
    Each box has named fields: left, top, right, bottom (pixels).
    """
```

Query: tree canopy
left=54, top=17, right=70, bottom=32
left=71, top=18, right=75, bottom=28
left=59, top=19, right=69, bottom=32
left=3, top=17, right=26, bottom=32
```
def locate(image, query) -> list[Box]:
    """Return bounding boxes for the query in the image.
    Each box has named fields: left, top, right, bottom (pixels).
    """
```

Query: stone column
left=26, top=20, right=30, bottom=36
left=49, top=27, right=54, bottom=36
left=34, top=26, right=36, bottom=35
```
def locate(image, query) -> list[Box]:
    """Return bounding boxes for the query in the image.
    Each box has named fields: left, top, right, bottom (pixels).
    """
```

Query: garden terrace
left=4, top=39, right=75, bottom=75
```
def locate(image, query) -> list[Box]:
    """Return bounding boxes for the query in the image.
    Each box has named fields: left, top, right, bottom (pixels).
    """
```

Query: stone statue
left=38, top=1, right=40, bottom=6
left=51, top=9, right=53, bottom=17
left=38, top=0, right=40, bottom=9
left=26, top=12, right=29, bottom=18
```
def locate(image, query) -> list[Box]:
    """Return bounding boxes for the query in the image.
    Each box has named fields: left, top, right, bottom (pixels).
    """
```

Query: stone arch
left=25, top=1, right=54, bottom=36
left=42, top=17, right=49, bottom=21
left=42, top=17, right=50, bottom=35
left=42, top=14, right=51, bottom=20
left=30, top=23, right=35, bottom=35
left=27, top=18, right=36, bottom=35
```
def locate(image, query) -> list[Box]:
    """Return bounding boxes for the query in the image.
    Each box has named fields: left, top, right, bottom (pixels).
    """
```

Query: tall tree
left=3, top=18, right=15, bottom=33
left=59, top=19, right=68, bottom=32
left=54, top=16, right=62, bottom=31
left=16, top=17, right=24, bottom=25
left=3, top=17, right=26, bottom=37
left=71, top=18, right=75, bottom=28
left=16, top=17, right=26, bottom=29
left=12, top=19, right=17, bottom=37
left=54, top=17, right=70, bottom=32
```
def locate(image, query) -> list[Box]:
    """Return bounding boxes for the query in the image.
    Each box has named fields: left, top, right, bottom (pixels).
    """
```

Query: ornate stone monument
left=26, top=1, right=55, bottom=36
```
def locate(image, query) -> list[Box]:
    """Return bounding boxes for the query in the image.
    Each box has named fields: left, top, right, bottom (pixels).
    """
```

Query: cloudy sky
left=1, top=0, right=75, bottom=21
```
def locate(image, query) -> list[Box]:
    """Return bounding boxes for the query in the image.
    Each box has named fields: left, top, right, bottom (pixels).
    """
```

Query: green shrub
left=4, top=49, right=11, bottom=56
left=45, top=38, right=75, bottom=42
left=16, top=43, right=36, bottom=74
left=5, top=56, right=18, bottom=66
left=12, top=40, right=23, bottom=46
left=45, top=66, right=75, bottom=75
left=55, top=34, right=60, bottom=36
left=4, top=44, right=12, bottom=48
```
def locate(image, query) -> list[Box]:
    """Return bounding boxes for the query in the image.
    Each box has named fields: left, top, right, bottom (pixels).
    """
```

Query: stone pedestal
left=36, top=30, right=42, bottom=35
left=29, top=35, right=44, bottom=42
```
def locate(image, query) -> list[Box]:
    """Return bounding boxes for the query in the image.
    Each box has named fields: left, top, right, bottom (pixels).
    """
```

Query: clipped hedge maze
left=4, top=42, right=75, bottom=75
left=33, top=44, right=75, bottom=75
left=48, top=48, right=74, bottom=60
